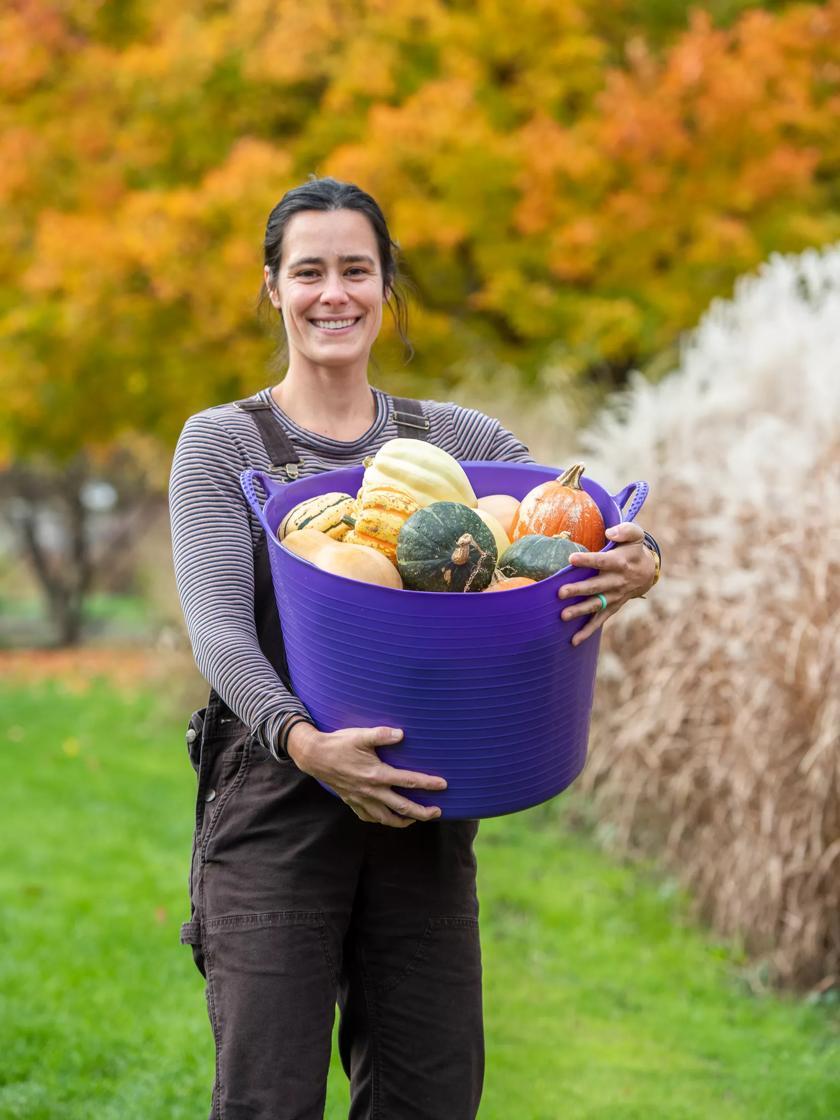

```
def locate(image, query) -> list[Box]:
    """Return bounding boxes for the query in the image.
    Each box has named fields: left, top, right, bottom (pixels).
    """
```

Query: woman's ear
left=264, top=265, right=282, bottom=310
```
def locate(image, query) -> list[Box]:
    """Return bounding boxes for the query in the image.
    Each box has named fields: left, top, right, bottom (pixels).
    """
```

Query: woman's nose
left=320, top=271, right=350, bottom=303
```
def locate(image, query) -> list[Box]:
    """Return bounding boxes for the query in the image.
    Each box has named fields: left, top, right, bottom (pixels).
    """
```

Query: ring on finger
left=594, top=593, right=608, bottom=612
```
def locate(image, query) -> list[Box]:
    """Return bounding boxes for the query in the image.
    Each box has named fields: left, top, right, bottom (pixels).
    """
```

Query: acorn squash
left=499, top=532, right=586, bottom=582
left=396, top=502, right=497, bottom=592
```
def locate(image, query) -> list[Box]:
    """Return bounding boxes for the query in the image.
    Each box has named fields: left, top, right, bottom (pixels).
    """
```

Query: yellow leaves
left=3, top=0, right=840, bottom=464
left=0, top=2, right=71, bottom=96
left=238, top=0, right=350, bottom=85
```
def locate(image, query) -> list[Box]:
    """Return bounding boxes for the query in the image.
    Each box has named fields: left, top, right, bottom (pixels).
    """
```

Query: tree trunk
left=1, top=453, right=154, bottom=648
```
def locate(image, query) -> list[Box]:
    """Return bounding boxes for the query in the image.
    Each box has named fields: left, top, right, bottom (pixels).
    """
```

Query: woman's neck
left=270, top=366, right=377, bottom=442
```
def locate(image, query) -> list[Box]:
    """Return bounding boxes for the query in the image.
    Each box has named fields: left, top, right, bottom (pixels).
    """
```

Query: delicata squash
left=279, top=492, right=356, bottom=541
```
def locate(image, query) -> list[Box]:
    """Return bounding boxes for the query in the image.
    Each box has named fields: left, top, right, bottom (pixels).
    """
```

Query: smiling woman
left=168, top=175, right=659, bottom=1120
left=265, top=211, right=385, bottom=393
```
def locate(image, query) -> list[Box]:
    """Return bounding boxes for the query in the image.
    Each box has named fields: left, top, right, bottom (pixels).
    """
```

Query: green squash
left=499, top=532, right=586, bottom=581
left=396, top=502, right=498, bottom=592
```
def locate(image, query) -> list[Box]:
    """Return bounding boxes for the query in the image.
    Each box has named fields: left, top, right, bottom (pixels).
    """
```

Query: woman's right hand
left=285, top=722, right=447, bottom=828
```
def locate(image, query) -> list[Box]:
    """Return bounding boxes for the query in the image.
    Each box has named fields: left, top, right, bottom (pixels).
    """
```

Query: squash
left=361, top=438, right=477, bottom=509
left=279, top=492, right=356, bottom=541
left=476, top=494, right=520, bottom=537
left=281, top=528, right=403, bottom=589
left=396, top=502, right=497, bottom=592
left=474, top=508, right=511, bottom=559
left=511, top=464, right=606, bottom=552
left=342, top=486, right=419, bottom=563
left=482, top=576, right=536, bottom=592
left=499, top=532, right=586, bottom=582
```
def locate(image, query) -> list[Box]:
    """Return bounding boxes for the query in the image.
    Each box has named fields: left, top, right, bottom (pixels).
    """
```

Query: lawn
left=1, top=678, right=837, bottom=1119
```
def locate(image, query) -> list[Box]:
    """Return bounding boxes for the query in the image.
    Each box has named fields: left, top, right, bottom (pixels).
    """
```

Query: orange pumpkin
left=482, top=576, right=536, bottom=592
left=511, top=464, right=606, bottom=551
left=476, top=494, right=520, bottom=537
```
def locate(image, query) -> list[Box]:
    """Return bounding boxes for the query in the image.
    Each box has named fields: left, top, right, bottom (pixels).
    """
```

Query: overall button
left=205, top=788, right=217, bottom=803
left=186, top=728, right=198, bottom=745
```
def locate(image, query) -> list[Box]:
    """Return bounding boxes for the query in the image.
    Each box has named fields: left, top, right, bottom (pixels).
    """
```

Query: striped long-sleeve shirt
left=168, top=385, right=534, bottom=755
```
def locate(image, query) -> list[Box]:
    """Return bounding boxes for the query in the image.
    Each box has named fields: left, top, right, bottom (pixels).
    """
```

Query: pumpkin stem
left=556, top=463, right=585, bottom=489
left=451, top=533, right=475, bottom=566
left=341, top=515, right=357, bottom=528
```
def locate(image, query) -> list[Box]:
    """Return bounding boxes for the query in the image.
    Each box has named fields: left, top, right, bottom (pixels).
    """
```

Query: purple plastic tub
left=241, top=462, right=647, bottom=819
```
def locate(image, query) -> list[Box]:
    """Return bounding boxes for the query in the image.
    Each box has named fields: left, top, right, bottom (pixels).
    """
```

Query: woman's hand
left=286, top=722, right=447, bottom=828
left=557, top=522, right=657, bottom=646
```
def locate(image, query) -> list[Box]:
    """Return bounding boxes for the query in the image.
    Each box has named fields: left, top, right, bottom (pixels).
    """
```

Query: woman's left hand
left=557, top=522, right=657, bottom=646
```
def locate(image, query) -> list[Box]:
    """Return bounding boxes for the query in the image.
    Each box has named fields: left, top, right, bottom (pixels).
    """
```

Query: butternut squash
left=281, top=529, right=403, bottom=589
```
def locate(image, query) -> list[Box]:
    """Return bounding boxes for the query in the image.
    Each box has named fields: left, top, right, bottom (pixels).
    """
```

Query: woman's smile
left=309, top=316, right=362, bottom=333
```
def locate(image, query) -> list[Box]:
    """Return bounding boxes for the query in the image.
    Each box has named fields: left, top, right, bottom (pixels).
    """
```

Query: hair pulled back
left=260, top=176, right=412, bottom=361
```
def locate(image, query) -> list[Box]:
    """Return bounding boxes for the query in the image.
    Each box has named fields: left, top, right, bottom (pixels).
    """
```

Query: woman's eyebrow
left=288, top=254, right=377, bottom=269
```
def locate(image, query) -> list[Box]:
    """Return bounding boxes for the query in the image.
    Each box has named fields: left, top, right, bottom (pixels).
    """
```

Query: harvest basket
left=241, top=462, right=647, bottom=819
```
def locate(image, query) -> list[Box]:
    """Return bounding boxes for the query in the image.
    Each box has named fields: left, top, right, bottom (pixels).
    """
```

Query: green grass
left=1, top=680, right=837, bottom=1119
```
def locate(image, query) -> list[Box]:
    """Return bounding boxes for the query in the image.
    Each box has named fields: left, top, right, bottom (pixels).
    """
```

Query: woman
left=169, top=177, right=659, bottom=1120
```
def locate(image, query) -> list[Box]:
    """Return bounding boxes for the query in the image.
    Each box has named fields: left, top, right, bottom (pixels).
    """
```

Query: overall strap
left=234, top=395, right=302, bottom=478
left=391, top=397, right=430, bottom=440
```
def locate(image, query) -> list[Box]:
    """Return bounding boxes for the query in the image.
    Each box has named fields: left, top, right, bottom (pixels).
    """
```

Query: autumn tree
left=1, top=0, right=839, bottom=639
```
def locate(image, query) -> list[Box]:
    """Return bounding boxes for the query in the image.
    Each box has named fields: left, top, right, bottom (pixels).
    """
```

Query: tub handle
left=611, top=480, right=648, bottom=524
left=240, top=469, right=283, bottom=537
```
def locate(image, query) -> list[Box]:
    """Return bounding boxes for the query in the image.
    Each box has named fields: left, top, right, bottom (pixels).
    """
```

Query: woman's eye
left=346, top=268, right=367, bottom=277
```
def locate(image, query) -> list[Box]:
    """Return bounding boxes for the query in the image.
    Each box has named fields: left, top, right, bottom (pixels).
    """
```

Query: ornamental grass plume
left=579, top=243, right=840, bottom=991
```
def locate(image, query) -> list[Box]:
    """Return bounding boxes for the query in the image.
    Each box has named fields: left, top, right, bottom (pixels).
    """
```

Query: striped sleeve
left=446, top=404, right=535, bottom=463
left=168, top=413, right=311, bottom=747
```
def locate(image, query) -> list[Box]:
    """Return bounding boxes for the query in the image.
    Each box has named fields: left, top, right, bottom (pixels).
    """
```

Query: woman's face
left=267, top=208, right=387, bottom=373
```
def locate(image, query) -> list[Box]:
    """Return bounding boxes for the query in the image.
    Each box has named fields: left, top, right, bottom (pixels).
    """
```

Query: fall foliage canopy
left=2, top=0, right=839, bottom=461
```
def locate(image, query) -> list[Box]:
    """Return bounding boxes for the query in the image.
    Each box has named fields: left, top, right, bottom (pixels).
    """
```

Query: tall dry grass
left=577, top=244, right=840, bottom=990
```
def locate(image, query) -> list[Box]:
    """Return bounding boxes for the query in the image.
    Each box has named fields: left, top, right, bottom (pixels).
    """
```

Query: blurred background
left=1, top=1, right=838, bottom=1117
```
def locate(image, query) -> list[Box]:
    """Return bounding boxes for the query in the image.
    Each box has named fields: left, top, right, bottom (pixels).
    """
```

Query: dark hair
left=259, top=176, right=412, bottom=362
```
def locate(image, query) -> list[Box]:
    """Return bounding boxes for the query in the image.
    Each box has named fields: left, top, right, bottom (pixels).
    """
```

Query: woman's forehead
left=282, top=209, right=379, bottom=263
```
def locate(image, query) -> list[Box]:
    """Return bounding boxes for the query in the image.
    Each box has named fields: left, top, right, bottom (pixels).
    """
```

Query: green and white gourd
left=498, top=532, right=586, bottom=581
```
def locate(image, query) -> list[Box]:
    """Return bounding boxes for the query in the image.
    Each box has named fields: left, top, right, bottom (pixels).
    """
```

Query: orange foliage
left=2, top=0, right=840, bottom=462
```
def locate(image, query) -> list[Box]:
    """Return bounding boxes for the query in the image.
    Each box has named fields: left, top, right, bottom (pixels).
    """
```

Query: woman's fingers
left=382, top=765, right=447, bottom=792
left=558, top=573, right=624, bottom=603
left=380, top=789, right=442, bottom=822
left=571, top=602, right=620, bottom=646
left=559, top=593, right=614, bottom=622
left=605, top=521, right=644, bottom=543
left=321, top=726, right=447, bottom=827
left=350, top=801, right=416, bottom=828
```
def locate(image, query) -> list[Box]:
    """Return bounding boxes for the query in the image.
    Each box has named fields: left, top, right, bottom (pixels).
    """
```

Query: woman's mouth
left=310, top=317, right=361, bottom=333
